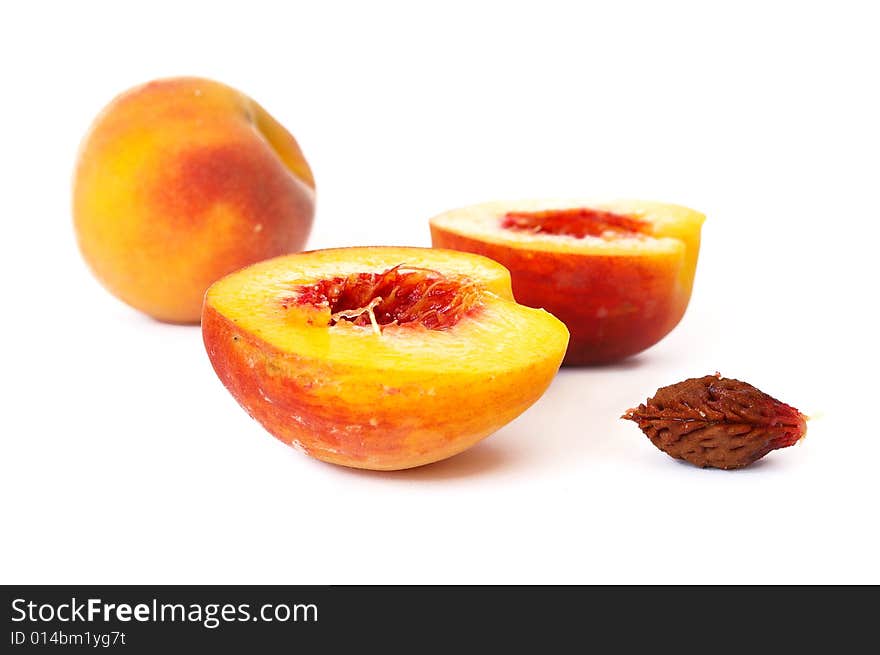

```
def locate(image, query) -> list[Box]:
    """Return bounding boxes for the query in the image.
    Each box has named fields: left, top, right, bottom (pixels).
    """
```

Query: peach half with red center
left=430, top=200, right=705, bottom=365
left=202, top=247, right=569, bottom=470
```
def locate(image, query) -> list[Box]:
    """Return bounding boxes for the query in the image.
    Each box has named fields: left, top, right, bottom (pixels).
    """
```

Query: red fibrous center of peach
left=285, top=266, right=481, bottom=330
left=501, top=208, right=650, bottom=239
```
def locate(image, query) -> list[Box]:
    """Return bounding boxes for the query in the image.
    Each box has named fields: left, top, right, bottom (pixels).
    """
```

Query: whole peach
left=73, top=77, right=315, bottom=323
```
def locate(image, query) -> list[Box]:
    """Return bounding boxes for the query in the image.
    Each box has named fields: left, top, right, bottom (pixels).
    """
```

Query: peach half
left=73, top=77, right=315, bottom=323
left=430, top=200, right=705, bottom=365
left=202, top=247, right=569, bottom=470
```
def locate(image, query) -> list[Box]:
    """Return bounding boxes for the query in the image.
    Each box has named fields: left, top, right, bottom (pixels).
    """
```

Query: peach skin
left=430, top=200, right=705, bottom=365
left=73, top=76, right=315, bottom=323
left=202, top=247, right=569, bottom=470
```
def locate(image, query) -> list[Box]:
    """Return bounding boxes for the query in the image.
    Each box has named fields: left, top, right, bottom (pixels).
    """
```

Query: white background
left=2, top=1, right=877, bottom=584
